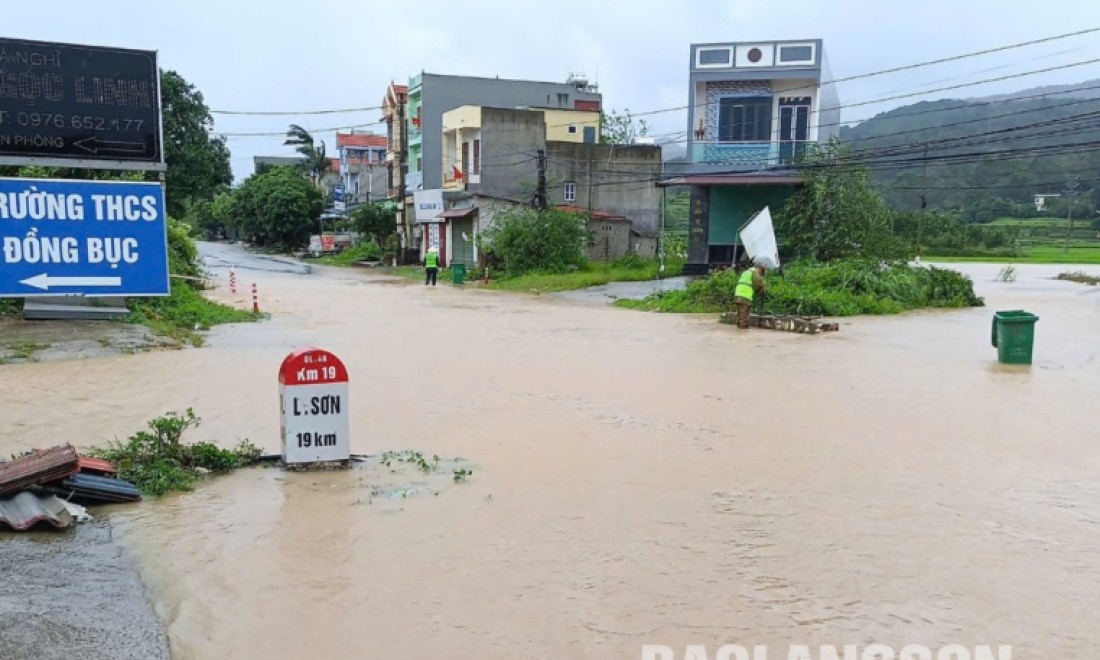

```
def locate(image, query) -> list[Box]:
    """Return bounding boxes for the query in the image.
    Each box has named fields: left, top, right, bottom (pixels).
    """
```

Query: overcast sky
left=8, top=0, right=1100, bottom=181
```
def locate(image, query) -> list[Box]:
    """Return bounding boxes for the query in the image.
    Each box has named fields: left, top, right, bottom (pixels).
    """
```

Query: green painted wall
left=708, top=186, right=797, bottom=244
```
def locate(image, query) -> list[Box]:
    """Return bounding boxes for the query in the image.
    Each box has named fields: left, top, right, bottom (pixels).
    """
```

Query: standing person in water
left=424, top=246, right=440, bottom=286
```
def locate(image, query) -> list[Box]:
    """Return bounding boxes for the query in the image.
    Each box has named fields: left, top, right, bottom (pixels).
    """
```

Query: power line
left=206, top=26, right=1100, bottom=120
left=826, top=27, right=1100, bottom=87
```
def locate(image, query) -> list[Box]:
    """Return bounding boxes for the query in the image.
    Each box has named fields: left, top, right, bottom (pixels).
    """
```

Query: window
left=718, top=97, right=772, bottom=142
left=568, top=125, right=577, bottom=134
left=564, top=181, right=577, bottom=203
left=778, top=44, right=815, bottom=64
left=416, top=156, right=422, bottom=172
left=462, top=141, right=470, bottom=175
left=696, top=47, right=733, bottom=68
left=557, top=92, right=569, bottom=107
left=473, top=139, right=480, bottom=173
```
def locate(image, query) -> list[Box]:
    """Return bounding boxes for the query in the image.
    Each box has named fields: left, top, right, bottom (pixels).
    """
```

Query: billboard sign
left=0, top=37, right=163, bottom=170
left=0, top=177, right=169, bottom=297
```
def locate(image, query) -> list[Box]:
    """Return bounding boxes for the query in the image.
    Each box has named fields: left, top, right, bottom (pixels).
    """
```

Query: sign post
left=0, top=177, right=169, bottom=297
left=0, top=37, right=164, bottom=171
left=333, top=184, right=345, bottom=213
left=278, top=347, right=350, bottom=465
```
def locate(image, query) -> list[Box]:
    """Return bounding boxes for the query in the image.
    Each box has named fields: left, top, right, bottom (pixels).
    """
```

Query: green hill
left=838, top=88, right=1100, bottom=212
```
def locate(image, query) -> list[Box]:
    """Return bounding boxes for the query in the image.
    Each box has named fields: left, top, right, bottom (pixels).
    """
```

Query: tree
left=775, top=139, right=911, bottom=262
left=350, top=203, right=397, bottom=248
left=284, top=124, right=331, bottom=185
left=232, top=166, right=323, bottom=249
left=160, top=70, right=233, bottom=217
left=189, top=191, right=236, bottom=239
left=600, top=108, right=650, bottom=145
left=481, top=207, right=590, bottom=275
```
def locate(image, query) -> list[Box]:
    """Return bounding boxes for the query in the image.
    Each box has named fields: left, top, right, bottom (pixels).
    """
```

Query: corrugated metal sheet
left=78, top=457, right=118, bottom=476
left=0, top=492, right=74, bottom=531
left=0, top=445, right=79, bottom=496
left=39, top=473, right=141, bottom=504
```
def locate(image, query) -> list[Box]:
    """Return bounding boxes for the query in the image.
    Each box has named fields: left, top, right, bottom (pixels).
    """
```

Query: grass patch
left=385, top=256, right=684, bottom=292
left=88, top=409, right=263, bottom=497
left=618, top=260, right=983, bottom=317
left=1057, top=271, right=1100, bottom=285
left=4, top=342, right=48, bottom=360
left=928, top=243, right=1100, bottom=264
left=987, top=217, right=1071, bottom=228
left=0, top=299, right=23, bottom=317
left=314, top=243, right=383, bottom=267
left=126, top=280, right=263, bottom=347
left=490, top=257, right=684, bottom=293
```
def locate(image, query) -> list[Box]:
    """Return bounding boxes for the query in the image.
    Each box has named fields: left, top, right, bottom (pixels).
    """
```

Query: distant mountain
left=966, top=79, right=1100, bottom=103
left=839, top=80, right=1100, bottom=210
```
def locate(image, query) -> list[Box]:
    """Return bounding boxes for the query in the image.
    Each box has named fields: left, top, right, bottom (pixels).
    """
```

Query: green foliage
left=284, top=124, right=331, bottom=184
left=490, top=257, right=683, bottom=292
left=0, top=299, right=23, bottom=316
left=129, top=219, right=259, bottom=345
left=482, top=207, right=590, bottom=275
left=127, top=280, right=260, bottom=346
left=1056, top=271, right=1100, bottom=285
left=350, top=203, right=397, bottom=248
left=167, top=217, right=203, bottom=282
left=840, top=96, right=1100, bottom=210
left=159, top=70, right=233, bottom=218
left=188, top=192, right=236, bottom=239
left=89, top=409, right=263, bottom=497
left=620, top=260, right=983, bottom=316
left=232, top=165, right=323, bottom=249
left=776, top=140, right=911, bottom=262
left=600, top=108, right=650, bottom=145
left=316, top=243, right=384, bottom=266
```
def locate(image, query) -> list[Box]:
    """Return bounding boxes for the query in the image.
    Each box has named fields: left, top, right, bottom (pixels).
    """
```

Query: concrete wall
left=478, top=108, right=546, bottom=200
left=544, top=142, right=662, bottom=233
left=417, top=74, right=602, bottom=189
left=586, top=219, right=632, bottom=262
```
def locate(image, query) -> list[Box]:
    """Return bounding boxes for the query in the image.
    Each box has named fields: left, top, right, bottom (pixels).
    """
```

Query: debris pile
left=0, top=444, right=140, bottom=532
left=719, top=312, right=840, bottom=334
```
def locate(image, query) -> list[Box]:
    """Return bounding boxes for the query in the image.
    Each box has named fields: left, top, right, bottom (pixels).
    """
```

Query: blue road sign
left=0, top=177, right=169, bottom=297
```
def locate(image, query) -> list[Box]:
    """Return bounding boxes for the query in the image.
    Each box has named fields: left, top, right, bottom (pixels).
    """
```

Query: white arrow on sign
left=19, top=274, right=123, bottom=291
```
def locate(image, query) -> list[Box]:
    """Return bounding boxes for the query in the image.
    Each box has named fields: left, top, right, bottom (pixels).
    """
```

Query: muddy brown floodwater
left=3, top=247, right=1099, bottom=659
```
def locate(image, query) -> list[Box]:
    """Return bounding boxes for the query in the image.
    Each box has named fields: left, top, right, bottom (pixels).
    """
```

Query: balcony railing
left=690, top=140, right=813, bottom=168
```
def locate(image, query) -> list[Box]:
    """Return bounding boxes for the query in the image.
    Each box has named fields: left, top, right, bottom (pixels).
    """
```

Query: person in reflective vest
left=424, top=246, right=440, bottom=286
left=734, top=263, right=766, bottom=328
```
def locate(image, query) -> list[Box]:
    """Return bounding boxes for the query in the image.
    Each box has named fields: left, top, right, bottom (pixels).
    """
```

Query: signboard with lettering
left=279, top=347, right=351, bottom=464
left=413, top=189, right=444, bottom=223
left=0, top=37, right=163, bottom=170
left=687, top=186, right=710, bottom=265
left=0, top=177, right=169, bottom=297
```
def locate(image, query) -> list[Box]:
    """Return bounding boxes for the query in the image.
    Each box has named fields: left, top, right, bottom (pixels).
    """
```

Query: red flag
left=452, top=165, right=464, bottom=180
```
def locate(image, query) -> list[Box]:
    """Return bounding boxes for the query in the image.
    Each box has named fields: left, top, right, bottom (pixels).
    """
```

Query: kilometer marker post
left=278, top=347, right=351, bottom=465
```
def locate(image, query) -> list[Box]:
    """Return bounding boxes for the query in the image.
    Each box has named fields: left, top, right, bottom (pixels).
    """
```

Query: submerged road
left=2, top=242, right=1099, bottom=659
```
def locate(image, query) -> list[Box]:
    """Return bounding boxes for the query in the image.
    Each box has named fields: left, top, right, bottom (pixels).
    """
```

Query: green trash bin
left=452, top=263, right=466, bottom=285
left=991, top=309, right=1039, bottom=365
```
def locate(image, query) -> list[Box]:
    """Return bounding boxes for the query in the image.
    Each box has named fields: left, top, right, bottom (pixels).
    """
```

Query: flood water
left=3, top=246, right=1100, bottom=658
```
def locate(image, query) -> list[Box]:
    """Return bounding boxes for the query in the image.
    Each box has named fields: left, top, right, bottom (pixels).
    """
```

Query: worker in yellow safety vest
left=424, top=246, right=440, bottom=286
left=733, top=263, right=766, bottom=328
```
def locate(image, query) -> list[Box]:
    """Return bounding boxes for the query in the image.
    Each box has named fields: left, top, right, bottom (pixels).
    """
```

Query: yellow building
left=441, top=105, right=601, bottom=190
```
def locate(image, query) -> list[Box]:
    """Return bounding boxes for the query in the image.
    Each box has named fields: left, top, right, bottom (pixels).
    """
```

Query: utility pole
left=1064, top=174, right=1080, bottom=255
left=532, top=149, right=548, bottom=211
left=397, top=100, right=408, bottom=262
left=917, top=142, right=929, bottom=259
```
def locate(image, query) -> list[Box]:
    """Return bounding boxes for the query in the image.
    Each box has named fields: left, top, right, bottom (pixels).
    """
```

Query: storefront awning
left=436, top=207, right=478, bottom=220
